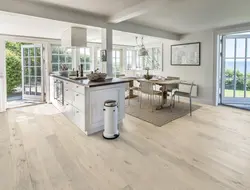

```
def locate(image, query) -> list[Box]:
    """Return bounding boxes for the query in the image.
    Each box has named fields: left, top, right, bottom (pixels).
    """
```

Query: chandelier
left=136, top=36, right=148, bottom=57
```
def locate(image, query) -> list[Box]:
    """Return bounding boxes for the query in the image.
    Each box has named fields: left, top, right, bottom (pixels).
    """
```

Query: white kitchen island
left=50, top=75, right=131, bottom=135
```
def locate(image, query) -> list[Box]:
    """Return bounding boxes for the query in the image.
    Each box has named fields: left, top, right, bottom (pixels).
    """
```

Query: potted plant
left=144, top=67, right=153, bottom=80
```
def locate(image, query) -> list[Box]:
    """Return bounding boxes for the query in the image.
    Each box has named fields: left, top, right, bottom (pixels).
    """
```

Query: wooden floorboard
left=0, top=103, right=250, bottom=190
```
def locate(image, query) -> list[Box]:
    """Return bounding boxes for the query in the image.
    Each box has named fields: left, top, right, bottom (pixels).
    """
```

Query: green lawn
left=225, top=89, right=250, bottom=97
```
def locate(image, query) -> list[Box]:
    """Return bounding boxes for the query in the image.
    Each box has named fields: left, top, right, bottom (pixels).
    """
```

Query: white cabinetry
left=50, top=76, right=126, bottom=135
left=85, top=84, right=125, bottom=134
left=63, top=80, right=86, bottom=132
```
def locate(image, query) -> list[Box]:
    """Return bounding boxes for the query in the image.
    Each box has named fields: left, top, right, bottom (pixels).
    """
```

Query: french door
left=221, top=35, right=250, bottom=104
left=21, top=45, right=44, bottom=101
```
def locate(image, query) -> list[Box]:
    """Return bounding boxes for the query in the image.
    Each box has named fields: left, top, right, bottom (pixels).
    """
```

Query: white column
left=101, top=27, right=113, bottom=76
left=0, top=38, right=6, bottom=112
left=44, top=43, right=51, bottom=103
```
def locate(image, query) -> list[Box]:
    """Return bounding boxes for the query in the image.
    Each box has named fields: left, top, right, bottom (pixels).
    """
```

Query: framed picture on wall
left=171, top=42, right=201, bottom=66
left=100, top=49, right=107, bottom=62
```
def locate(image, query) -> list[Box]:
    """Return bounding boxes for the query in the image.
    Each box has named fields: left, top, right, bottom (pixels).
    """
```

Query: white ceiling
left=27, top=0, right=144, bottom=16
left=0, top=11, right=101, bottom=40
left=25, top=0, right=250, bottom=34
left=130, top=0, right=250, bottom=33
left=0, top=11, right=162, bottom=46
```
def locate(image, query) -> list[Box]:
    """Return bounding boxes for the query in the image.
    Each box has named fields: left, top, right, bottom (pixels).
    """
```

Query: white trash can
left=103, top=100, right=119, bottom=139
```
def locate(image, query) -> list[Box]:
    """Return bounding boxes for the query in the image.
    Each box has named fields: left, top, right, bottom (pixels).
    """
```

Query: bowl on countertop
left=59, top=70, right=69, bottom=77
left=87, top=73, right=107, bottom=82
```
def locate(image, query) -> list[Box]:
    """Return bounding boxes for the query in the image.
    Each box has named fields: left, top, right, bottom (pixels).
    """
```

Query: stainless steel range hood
left=61, top=27, right=87, bottom=47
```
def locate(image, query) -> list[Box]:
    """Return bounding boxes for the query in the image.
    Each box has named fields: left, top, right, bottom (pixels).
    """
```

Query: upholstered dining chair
left=166, top=76, right=180, bottom=94
left=139, top=81, right=162, bottom=112
left=171, top=82, right=194, bottom=116
left=158, top=76, right=180, bottom=104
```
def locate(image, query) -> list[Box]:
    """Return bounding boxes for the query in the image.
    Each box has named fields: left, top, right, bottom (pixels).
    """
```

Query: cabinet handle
left=76, top=85, right=79, bottom=88
left=76, top=94, right=79, bottom=96
left=66, top=89, right=68, bottom=91
left=66, top=103, right=69, bottom=106
left=76, top=111, right=79, bottom=113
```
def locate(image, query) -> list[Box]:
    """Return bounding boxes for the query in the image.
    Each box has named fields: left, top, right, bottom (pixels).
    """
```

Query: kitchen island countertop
left=50, top=74, right=132, bottom=87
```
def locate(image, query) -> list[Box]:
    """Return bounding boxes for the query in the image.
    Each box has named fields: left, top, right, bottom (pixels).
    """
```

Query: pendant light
left=136, top=36, right=148, bottom=57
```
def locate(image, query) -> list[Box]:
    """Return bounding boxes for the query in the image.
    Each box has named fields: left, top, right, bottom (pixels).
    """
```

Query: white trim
left=21, top=44, right=44, bottom=101
left=214, top=23, right=250, bottom=36
left=108, top=0, right=166, bottom=23
left=0, top=38, right=7, bottom=112
left=0, top=33, right=60, bottom=44
left=213, top=23, right=250, bottom=106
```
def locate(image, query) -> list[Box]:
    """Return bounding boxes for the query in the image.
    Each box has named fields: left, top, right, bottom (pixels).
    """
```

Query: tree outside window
left=80, top=48, right=92, bottom=72
left=51, top=45, right=72, bottom=72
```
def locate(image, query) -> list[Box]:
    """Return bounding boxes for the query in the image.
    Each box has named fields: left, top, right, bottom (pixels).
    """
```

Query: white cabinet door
left=64, top=101, right=74, bottom=120
left=73, top=107, right=85, bottom=131
left=73, top=92, right=85, bottom=112
left=89, top=88, right=120, bottom=126
left=64, top=88, right=74, bottom=104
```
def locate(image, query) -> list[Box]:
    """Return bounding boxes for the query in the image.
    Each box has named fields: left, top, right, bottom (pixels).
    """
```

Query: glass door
left=221, top=35, right=250, bottom=104
left=21, top=45, right=43, bottom=101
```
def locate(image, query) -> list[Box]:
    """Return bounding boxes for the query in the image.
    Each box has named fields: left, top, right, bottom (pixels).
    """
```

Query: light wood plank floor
left=1, top=103, right=250, bottom=190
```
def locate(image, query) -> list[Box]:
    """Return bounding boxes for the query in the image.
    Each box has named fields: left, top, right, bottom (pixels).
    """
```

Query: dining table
left=134, top=78, right=183, bottom=110
left=121, top=76, right=183, bottom=109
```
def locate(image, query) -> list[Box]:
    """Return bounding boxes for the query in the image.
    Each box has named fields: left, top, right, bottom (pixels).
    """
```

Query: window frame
left=51, top=45, right=73, bottom=72
left=112, top=49, right=122, bottom=75
left=79, top=47, right=93, bottom=72
left=126, top=50, right=133, bottom=70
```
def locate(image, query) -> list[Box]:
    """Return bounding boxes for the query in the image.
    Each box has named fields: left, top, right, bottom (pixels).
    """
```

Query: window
left=135, top=47, right=162, bottom=70
left=51, top=45, right=72, bottom=72
left=149, top=47, right=162, bottom=70
left=96, top=48, right=101, bottom=69
left=126, top=50, right=133, bottom=70
left=136, top=51, right=146, bottom=70
left=80, top=48, right=92, bottom=72
left=113, top=50, right=121, bottom=75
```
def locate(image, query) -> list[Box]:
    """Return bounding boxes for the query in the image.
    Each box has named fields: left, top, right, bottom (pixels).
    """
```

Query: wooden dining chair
left=171, top=82, right=194, bottom=116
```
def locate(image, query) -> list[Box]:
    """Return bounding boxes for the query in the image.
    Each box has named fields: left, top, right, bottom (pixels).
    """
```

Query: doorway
left=6, top=42, right=44, bottom=109
left=221, top=33, right=250, bottom=109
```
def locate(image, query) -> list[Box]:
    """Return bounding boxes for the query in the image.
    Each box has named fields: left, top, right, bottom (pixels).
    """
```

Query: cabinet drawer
left=64, top=81, right=74, bottom=90
left=64, top=102, right=74, bottom=120
left=64, top=88, right=74, bottom=104
left=73, top=92, right=85, bottom=112
left=73, top=84, right=85, bottom=95
left=73, top=107, right=85, bottom=131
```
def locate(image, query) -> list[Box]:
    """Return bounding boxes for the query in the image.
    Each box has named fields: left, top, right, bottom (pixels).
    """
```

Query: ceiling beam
left=0, top=0, right=180, bottom=40
left=108, top=0, right=167, bottom=23
left=111, top=22, right=180, bottom=41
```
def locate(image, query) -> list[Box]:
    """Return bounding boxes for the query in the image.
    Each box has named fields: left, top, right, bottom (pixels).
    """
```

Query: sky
left=225, top=38, right=250, bottom=73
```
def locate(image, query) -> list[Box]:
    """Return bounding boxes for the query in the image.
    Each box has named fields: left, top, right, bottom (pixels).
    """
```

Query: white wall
left=162, top=30, right=215, bottom=105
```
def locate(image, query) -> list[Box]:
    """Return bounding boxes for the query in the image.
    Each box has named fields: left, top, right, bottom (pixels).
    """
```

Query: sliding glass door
left=221, top=35, right=250, bottom=104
